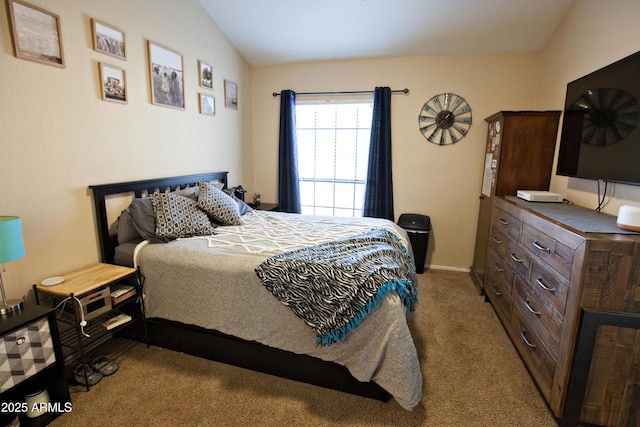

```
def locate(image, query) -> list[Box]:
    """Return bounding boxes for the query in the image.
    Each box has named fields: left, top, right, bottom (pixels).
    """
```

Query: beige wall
left=538, top=0, right=640, bottom=213
left=252, top=54, right=542, bottom=270
left=251, top=1, right=640, bottom=272
left=0, top=0, right=252, bottom=301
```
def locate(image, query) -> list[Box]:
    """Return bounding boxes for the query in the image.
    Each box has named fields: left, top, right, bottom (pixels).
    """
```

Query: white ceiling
left=198, top=0, right=575, bottom=67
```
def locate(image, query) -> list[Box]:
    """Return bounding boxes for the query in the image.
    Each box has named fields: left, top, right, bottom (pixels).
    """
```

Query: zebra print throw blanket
left=255, top=228, right=418, bottom=346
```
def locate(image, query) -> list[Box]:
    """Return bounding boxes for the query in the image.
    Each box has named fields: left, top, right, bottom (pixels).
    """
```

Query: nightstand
left=0, top=303, right=70, bottom=426
left=33, top=263, right=148, bottom=391
left=250, top=202, right=279, bottom=211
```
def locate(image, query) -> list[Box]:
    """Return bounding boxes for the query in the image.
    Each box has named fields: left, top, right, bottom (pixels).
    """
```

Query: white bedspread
left=135, top=211, right=422, bottom=410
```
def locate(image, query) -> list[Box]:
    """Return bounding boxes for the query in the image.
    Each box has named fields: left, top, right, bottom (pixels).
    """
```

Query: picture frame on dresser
left=7, top=0, right=65, bottom=68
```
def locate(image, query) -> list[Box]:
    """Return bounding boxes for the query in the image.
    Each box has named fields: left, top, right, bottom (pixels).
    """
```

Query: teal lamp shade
left=0, top=216, right=25, bottom=263
left=0, top=216, right=25, bottom=314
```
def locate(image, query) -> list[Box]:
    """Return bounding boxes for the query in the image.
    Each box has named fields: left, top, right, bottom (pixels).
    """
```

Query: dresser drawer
left=506, top=242, right=532, bottom=279
left=530, top=261, right=570, bottom=316
left=489, top=226, right=510, bottom=258
left=485, top=249, right=514, bottom=321
left=521, top=223, right=574, bottom=280
left=492, top=207, right=522, bottom=239
left=0, top=317, right=56, bottom=393
left=510, top=307, right=556, bottom=400
left=512, top=275, right=564, bottom=352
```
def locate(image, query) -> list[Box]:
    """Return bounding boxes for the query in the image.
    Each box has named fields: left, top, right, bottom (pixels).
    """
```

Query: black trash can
left=398, top=213, right=431, bottom=274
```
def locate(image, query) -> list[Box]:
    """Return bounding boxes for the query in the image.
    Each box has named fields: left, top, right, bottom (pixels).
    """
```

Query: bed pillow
left=116, top=208, right=141, bottom=245
left=150, top=193, right=216, bottom=239
left=235, top=195, right=253, bottom=215
left=222, top=189, right=253, bottom=215
left=198, top=181, right=244, bottom=226
left=172, top=186, right=199, bottom=200
left=128, top=198, right=170, bottom=243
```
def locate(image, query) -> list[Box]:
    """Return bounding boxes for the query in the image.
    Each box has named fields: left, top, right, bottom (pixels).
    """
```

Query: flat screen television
left=556, top=50, right=640, bottom=186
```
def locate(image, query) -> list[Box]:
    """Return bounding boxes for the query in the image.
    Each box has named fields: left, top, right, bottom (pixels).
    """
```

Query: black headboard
left=89, top=171, right=229, bottom=264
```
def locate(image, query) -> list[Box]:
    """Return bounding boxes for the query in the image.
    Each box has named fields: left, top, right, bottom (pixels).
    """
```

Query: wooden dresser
left=485, top=196, right=640, bottom=426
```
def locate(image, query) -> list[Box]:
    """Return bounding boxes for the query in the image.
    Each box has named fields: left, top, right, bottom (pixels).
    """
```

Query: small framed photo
left=198, top=60, right=212, bottom=89
left=199, top=93, right=215, bottom=115
left=99, top=63, right=127, bottom=104
left=91, top=18, right=126, bottom=60
left=7, top=0, right=65, bottom=68
left=224, top=80, right=238, bottom=110
left=148, top=40, right=184, bottom=109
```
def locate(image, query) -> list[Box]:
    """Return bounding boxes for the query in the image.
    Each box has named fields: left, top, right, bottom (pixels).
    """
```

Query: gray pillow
left=233, top=194, right=253, bottom=215
left=198, top=182, right=244, bottom=226
left=129, top=198, right=169, bottom=243
left=150, top=193, right=216, bottom=239
left=172, top=186, right=199, bottom=200
left=116, top=208, right=141, bottom=245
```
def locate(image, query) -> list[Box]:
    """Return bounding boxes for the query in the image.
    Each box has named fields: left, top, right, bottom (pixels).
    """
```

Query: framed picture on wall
left=99, top=63, right=127, bottom=104
left=148, top=40, right=185, bottom=109
left=91, top=18, right=126, bottom=60
left=224, top=79, right=237, bottom=110
left=198, top=60, right=212, bottom=89
left=7, top=0, right=65, bottom=67
left=198, top=93, right=215, bottom=115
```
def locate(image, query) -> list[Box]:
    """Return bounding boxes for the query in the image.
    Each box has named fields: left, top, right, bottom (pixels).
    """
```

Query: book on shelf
left=103, top=313, right=132, bottom=330
left=110, top=284, right=136, bottom=304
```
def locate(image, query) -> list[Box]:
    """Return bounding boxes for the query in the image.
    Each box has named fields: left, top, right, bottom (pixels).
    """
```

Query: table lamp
left=0, top=216, right=25, bottom=315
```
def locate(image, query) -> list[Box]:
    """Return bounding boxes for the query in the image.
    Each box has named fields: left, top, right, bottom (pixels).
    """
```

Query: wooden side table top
left=35, top=263, right=136, bottom=297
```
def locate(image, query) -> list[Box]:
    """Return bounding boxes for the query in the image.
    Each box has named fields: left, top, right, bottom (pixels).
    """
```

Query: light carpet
left=50, top=269, right=558, bottom=427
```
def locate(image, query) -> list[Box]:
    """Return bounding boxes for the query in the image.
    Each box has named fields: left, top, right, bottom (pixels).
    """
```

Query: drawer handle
left=16, top=336, right=26, bottom=345
left=532, top=240, right=551, bottom=253
left=510, top=253, right=524, bottom=263
left=492, top=236, right=503, bottom=245
left=520, top=329, right=537, bottom=349
left=524, top=298, right=541, bottom=317
left=535, top=276, right=556, bottom=294
left=493, top=263, right=504, bottom=273
left=491, top=284, right=502, bottom=296
left=499, top=218, right=509, bottom=225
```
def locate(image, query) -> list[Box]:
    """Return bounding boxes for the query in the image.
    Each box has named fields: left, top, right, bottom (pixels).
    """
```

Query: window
left=296, top=99, right=373, bottom=217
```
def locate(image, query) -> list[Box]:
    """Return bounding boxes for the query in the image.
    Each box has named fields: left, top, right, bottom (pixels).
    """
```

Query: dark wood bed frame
left=89, top=172, right=389, bottom=402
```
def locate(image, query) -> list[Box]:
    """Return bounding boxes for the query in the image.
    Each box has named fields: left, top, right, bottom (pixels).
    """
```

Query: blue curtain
left=363, top=87, right=394, bottom=221
left=277, top=90, right=301, bottom=213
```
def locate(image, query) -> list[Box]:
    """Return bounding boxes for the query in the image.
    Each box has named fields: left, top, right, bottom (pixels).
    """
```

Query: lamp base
left=0, top=299, right=23, bottom=315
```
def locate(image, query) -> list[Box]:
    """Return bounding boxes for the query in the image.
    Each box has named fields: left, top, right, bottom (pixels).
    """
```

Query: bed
left=90, top=172, right=422, bottom=410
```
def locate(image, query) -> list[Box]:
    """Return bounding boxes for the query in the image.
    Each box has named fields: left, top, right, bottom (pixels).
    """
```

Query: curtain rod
left=272, top=88, right=409, bottom=97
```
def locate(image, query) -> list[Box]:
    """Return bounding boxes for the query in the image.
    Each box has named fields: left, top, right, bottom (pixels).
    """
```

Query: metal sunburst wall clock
left=419, top=93, right=472, bottom=145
